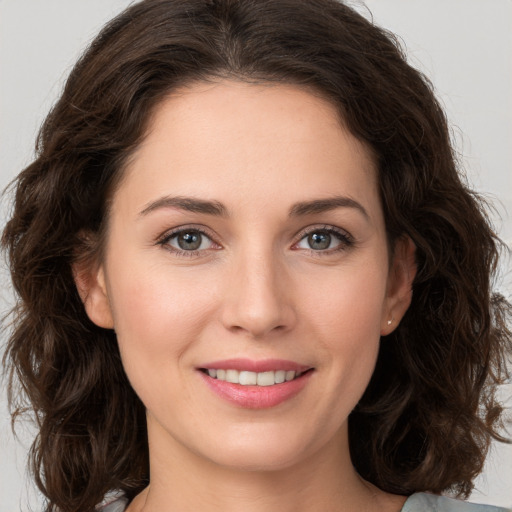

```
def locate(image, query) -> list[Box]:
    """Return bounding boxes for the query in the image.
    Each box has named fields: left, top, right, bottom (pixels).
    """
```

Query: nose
left=220, top=247, right=296, bottom=338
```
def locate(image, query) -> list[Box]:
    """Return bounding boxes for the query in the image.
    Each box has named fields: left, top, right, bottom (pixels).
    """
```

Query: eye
left=159, top=228, right=218, bottom=254
left=295, top=227, right=353, bottom=252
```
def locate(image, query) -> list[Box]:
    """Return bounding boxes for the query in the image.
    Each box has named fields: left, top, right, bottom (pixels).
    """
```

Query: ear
left=380, top=236, right=417, bottom=336
left=73, top=260, right=114, bottom=329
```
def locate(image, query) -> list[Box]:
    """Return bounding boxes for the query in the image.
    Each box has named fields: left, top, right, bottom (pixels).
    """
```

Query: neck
left=130, top=417, right=406, bottom=512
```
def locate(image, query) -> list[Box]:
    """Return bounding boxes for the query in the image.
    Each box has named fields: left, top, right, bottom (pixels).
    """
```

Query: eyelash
left=293, top=225, right=355, bottom=255
left=156, top=224, right=220, bottom=258
left=156, top=224, right=355, bottom=258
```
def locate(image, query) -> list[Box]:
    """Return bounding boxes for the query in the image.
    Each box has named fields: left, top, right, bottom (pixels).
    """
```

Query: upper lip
left=198, top=358, right=312, bottom=373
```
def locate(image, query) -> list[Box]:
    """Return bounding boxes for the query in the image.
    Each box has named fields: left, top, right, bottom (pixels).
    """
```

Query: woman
left=2, top=0, right=511, bottom=511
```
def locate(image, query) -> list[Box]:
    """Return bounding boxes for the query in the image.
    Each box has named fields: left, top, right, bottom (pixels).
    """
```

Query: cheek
left=302, top=260, right=388, bottom=339
left=105, top=261, right=218, bottom=383
left=301, top=261, right=387, bottom=394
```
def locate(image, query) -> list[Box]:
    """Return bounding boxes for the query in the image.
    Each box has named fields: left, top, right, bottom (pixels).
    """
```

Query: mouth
left=197, top=360, right=314, bottom=409
left=199, top=368, right=311, bottom=386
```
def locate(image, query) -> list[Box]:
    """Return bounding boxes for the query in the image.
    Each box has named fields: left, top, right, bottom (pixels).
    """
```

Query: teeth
left=225, top=369, right=238, bottom=383
left=239, top=371, right=257, bottom=385
left=206, top=369, right=301, bottom=386
left=275, top=370, right=285, bottom=384
left=285, top=370, right=295, bottom=382
left=257, top=371, right=275, bottom=386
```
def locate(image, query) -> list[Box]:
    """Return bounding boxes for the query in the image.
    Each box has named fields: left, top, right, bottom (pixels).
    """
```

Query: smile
left=198, top=360, right=314, bottom=409
left=201, top=369, right=303, bottom=386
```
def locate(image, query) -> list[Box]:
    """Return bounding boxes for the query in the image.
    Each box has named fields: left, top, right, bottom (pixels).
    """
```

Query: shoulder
left=95, top=490, right=129, bottom=512
left=402, top=493, right=512, bottom=512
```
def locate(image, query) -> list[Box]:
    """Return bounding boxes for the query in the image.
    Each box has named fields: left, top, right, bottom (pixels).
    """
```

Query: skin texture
left=76, top=80, right=416, bottom=512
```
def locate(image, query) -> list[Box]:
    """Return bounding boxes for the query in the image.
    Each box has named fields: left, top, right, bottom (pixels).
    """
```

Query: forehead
left=116, top=79, right=379, bottom=217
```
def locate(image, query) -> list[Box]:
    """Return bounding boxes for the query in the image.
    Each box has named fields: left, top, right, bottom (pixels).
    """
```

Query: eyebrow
left=138, top=194, right=368, bottom=219
left=288, top=196, right=369, bottom=219
left=139, top=196, right=228, bottom=217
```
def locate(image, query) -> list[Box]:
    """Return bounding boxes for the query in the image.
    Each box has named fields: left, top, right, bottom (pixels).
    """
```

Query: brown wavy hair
left=2, top=1, right=511, bottom=511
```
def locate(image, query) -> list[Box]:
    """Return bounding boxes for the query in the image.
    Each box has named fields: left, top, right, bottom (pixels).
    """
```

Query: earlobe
left=381, top=236, right=417, bottom=336
left=73, top=262, right=115, bottom=329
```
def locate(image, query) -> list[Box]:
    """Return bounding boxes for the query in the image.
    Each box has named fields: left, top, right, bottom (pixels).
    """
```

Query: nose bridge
left=221, top=239, right=294, bottom=337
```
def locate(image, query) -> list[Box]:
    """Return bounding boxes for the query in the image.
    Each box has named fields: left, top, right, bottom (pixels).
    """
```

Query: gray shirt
left=402, top=493, right=511, bottom=512
left=97, top=491, right=512, bottom=511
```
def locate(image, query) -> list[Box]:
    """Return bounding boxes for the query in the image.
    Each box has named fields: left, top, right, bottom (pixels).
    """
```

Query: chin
left=197, top=425, right=326, bottom=473
left=209, top=447, right=305, bottom=473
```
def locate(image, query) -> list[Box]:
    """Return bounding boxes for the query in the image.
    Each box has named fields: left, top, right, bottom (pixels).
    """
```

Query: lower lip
left=199, top=371, right=313, bottom=409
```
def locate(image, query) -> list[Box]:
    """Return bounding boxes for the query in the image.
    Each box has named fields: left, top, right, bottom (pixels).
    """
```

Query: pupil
left=308, top=232, right=331, bottom=250
left=178, top=231, right=201, bottom=250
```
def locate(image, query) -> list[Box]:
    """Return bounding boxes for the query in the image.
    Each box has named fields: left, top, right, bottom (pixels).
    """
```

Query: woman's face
left=80, top=80, right=414, bottom=472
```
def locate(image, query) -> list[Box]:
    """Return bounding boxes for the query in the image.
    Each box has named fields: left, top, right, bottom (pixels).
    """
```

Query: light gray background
left=1, top=1, right=511, bottom=510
